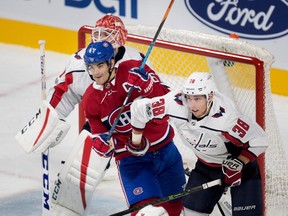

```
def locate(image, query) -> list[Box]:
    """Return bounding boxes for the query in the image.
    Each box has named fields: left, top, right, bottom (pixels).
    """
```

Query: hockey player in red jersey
left=15, top=14, right=159, bottom=216
left=16, top=14, right=147, bottom=155
left=81, top=41, right=186, bottom=216
left=130, top=72, right=268, bottom=216
left=48, top=14, right=145, bottom=122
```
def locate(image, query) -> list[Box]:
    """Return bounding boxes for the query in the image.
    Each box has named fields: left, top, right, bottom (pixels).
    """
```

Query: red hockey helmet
left=92, top=14, right=128, bottom=48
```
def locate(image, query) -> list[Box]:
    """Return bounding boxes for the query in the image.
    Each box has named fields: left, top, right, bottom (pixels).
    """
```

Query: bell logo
left=65, top=0, right=138, bottom=18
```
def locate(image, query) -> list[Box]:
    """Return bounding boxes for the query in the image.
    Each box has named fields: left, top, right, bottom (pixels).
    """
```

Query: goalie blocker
left=15, top=100, right=70, bottom=153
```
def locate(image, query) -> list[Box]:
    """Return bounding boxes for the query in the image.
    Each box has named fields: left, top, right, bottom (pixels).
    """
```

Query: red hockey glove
left=127, top=67, right=153, bottom=97
left=126, top=136, right=150, bottom=156
left=221, top=157, right=245, bottom=187
left=92, top=134, right=113, bottom=158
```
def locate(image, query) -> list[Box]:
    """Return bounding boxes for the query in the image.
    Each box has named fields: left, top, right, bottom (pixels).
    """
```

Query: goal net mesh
left=78, top=25, right=288, bottom=215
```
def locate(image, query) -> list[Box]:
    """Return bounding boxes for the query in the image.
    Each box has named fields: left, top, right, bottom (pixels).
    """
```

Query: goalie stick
left=107, top=0, right=175, bottom=140
left=39, top=39, right=50, bottom=216
left=109, top=179, right=221, bottom=216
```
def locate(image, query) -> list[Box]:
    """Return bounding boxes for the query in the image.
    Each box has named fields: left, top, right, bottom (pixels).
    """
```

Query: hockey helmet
left=182, top=72, right=216, bottom=100
left=84, top=41, right=114, bottom=66
left=92, top=14, right=128, bottom=48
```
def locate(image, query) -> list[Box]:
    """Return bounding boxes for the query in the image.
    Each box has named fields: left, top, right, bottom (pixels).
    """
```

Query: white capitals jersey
left=131, top=90, right=268, bottom=166
left=47, top=46, right=147, bottom=119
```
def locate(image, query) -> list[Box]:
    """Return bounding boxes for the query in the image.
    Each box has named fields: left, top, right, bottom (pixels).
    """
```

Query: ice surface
left=0, top=43, right=287, bottom=215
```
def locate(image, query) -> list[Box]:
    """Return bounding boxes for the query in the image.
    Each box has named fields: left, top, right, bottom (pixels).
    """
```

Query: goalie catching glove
left=221, top=156, right=245, bottom=187
left=15, top=100, right=70, bottom=153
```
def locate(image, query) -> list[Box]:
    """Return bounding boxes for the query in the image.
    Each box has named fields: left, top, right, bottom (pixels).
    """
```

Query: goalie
left=15, top=14, right=155, bottom=216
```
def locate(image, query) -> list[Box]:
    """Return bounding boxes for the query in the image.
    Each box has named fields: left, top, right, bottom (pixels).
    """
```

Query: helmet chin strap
left=201, top=92, right=214, bottom=117
left=104, top=62, right=115, bottom=84
left=205, top=100, right=213, bottom=115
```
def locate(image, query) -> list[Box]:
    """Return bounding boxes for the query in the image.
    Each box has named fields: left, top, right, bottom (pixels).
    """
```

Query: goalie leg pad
left=51, top=204, right=81, bottom=216
left=51, top=130, right=111, bottom=215
left=15, top=100, right=70, bottom=153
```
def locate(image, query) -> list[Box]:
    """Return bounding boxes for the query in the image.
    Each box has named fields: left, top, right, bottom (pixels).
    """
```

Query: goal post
left=77, top=25, right=288, bottom=215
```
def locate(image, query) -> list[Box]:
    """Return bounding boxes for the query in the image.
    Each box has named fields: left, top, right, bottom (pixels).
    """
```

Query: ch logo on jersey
left=133, top=187, right=143, bottom=195
left=108, top=103, right=132, bottom=133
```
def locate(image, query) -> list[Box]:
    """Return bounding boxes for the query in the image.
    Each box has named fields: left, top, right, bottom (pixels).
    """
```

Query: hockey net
left=78, top=25, right=288, bottom=215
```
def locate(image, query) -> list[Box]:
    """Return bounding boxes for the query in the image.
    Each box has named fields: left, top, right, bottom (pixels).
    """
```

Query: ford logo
left=185, top=0, right=288, bottom=40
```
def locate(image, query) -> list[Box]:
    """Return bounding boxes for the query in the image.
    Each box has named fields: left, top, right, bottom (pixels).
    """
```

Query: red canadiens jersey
left=81, top=60, right=173, bottom=160
left=46, top=46, right=149, bottom=119
left=131, top=90, right=268, bottom=167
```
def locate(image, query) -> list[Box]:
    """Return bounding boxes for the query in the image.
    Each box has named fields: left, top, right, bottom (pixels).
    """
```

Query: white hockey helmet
left=182, top=72, right=216, bottom=100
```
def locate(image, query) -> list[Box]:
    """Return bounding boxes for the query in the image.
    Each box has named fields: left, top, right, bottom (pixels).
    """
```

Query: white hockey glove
left=15, top=100, right=70, bottom=153
left=136, top=205, right=168, bottom=216
left=126, top=135, right=150, bottom=156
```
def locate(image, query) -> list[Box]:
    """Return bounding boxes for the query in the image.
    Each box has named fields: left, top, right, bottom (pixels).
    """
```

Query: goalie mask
left=92, top=14, right=128, bottom=48
left=182, top=72, right=216, bottom=115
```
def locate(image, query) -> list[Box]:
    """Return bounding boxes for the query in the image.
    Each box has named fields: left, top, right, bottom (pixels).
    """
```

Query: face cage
left=92, top=27, right=120, bottom=48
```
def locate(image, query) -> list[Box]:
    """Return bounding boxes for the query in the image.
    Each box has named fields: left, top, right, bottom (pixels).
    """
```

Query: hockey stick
left=109, top=179, right=221, bottom=216
left=107, top=0, right=175, bottom=139
left=184, top=168, right=227, bottom=216
left=39, top=40, right=50, bottom=216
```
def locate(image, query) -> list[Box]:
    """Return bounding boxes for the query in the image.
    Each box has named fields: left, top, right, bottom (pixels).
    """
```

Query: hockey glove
left=126, top=136, right=150, bottom=156
left=128, top=67, right=153, bottom=97
left=15, top=101, right=71, bottom=153
left=92, top=134, right=113, bottom=157
left=221, top=157, right=245, bottom=187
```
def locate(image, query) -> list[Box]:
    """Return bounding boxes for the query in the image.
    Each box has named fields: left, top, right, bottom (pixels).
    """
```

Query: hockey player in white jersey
left=15, top=14, right=153, bottom=216
left=130, top=72, right=268, bottom=216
